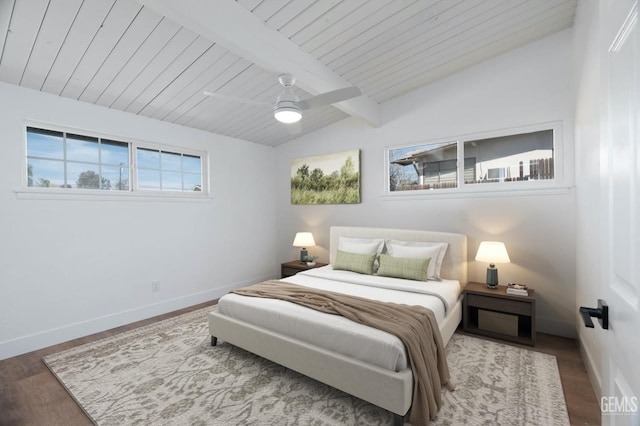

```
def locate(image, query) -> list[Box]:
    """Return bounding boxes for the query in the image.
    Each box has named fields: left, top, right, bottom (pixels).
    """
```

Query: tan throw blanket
left=232, top=280, right=453, bottom=425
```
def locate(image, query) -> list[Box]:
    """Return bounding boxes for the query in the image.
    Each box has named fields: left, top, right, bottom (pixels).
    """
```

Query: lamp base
left=486, top=266, right=499, bottom=288
left=300, top=248, right=308, bottom=263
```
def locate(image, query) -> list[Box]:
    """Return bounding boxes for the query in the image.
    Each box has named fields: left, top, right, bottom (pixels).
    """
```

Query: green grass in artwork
left=291, top=155, right=360, bottom=204
left=291, top=187, right=360, bottom=204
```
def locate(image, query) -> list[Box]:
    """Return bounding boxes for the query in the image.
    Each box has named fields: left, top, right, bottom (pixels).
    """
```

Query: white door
left=601, top=0, right=640, bottom=424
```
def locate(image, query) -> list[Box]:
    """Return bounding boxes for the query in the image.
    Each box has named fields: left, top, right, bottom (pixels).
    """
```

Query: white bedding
left=217, top=266, right=461, bottom=372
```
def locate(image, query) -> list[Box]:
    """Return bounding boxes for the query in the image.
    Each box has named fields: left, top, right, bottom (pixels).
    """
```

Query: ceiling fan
left=203, top=73, right=362, bottom=129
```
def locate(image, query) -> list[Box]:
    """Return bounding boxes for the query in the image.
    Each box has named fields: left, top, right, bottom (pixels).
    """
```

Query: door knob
left=579, top=299, right=608, bottom=329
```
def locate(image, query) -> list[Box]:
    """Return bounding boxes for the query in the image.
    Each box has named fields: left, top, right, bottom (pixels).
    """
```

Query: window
left=136, top=148, right=202, bottom=192
left=25, top=126, right=206, bottom=195
left=463, top=130, right=554, bottom=184
left=389, top=141, right=459, bottom=190
left=386, top=124, right=560, bottom=195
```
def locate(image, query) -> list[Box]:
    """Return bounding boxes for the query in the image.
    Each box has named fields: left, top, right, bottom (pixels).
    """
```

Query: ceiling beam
left=137, top=0, right=380, bottom=127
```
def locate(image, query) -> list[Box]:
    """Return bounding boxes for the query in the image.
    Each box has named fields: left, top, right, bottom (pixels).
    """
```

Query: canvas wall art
left=290, top=149, right=360, bottom=204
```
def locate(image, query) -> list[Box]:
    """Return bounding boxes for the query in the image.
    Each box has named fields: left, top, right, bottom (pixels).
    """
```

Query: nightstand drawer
left=463, top=282, right=536, bottom=346
left=466, top=294, right=532, bottom=316
left=282, top=267, right=300, bottom=277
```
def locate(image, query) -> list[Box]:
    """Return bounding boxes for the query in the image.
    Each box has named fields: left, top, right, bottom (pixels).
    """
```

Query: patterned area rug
left=43, top=307, right=570, bottom=426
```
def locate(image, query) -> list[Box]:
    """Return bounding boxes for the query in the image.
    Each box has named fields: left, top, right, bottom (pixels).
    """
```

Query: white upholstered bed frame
left=209, top=226, right=467, bottom=424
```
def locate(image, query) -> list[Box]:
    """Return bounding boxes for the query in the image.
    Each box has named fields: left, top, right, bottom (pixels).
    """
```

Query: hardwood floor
left=1, top=301, right=601, bottom=425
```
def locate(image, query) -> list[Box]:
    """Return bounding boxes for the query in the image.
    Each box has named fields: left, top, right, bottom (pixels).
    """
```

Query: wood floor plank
left=0, top=301, right=601, bottom=425
left=12, top=372, right=92, bottom=426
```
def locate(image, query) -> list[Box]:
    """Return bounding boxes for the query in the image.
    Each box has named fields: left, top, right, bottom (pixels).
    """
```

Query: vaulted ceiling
left=0, top=0, right=576, bottom=146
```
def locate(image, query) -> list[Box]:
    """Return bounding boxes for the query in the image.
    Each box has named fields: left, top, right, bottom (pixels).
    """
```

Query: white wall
left=275, top=30, right=577, bottom=337
left=0, top=82, right=277, bottom=360
left=572, top=0, right=605, bottom=396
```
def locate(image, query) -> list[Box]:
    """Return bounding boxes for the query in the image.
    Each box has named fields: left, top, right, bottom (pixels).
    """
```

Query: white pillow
left=338, top=237, right=385, bottom=255
left=385, top=240, right=448, bottom=279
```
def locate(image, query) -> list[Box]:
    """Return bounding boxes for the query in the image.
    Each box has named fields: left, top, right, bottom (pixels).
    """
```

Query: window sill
left=14, top=188, right=213, bottom=202
left=380, top=185, right=572, bottom=201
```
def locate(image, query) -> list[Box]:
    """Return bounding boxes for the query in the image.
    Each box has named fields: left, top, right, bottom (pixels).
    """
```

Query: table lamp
left=475, top=241, right=510, bottom=288
left=293, top=232, right=316, bottom=263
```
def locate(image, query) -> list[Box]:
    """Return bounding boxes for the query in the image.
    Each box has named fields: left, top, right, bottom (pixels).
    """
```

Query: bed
left=209, top=226, right=468, bottom=425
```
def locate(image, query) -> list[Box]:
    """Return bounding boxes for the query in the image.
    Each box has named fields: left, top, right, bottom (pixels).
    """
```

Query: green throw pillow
left=334, top=250, right=376, bottom=275
left=376, top=254, right=430, bottom=281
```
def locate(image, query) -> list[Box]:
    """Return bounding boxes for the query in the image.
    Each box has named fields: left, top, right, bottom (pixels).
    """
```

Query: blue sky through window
left=26, top=126, right=203, bottom=193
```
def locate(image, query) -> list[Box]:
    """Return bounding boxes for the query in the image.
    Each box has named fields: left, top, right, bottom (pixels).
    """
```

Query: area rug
left=43, top=307, right=570, bottom=426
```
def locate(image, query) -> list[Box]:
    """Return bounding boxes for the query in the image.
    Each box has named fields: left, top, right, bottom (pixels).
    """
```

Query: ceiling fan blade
left=203, top=90, right=270, bottom=107
left=295, top=86, right=362, bottom=111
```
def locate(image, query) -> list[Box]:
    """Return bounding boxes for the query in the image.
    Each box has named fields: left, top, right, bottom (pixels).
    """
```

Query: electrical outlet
left=151, top=281, right=160, bottom=292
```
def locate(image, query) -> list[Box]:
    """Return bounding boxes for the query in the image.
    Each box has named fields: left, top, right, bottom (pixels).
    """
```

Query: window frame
left=384, top=122, right=566, bottom=199
left=133, top=145, right=205, bottom=193
left=20, top=121, right=209, bottom=200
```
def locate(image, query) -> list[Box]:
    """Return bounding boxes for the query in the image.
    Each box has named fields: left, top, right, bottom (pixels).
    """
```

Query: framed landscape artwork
left=290, top=149, right=360, bottom=204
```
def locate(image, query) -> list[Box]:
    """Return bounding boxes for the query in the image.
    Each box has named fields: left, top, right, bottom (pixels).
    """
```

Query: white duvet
left=217, top=266, right=461, bottom=372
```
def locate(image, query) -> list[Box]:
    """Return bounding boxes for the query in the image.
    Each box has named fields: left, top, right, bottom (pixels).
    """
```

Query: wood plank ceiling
left=0, top=0, right=576, bottom=146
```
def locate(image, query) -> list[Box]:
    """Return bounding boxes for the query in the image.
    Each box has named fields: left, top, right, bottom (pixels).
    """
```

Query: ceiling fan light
left=274, top=106, right=302, bottom=123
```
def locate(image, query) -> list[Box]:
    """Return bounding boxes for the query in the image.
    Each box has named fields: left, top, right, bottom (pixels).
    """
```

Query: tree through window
left=25, top=126, right=205, bottom=195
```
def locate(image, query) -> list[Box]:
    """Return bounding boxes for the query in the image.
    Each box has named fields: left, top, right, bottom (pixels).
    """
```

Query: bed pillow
left=376, top=254, right=430, bottom=281
left=385, top=240, right=448, bottom=279
left=338, top=237, right=385, bottom=255
left=333, top=250, right=377, bottom=275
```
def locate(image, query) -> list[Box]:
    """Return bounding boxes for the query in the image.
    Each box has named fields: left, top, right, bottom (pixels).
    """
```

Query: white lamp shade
left=293, top=232, right=316, bottom=248
left=475, top=241, right=510, bottom=264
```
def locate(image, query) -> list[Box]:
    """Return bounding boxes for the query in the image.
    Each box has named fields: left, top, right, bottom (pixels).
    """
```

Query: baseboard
left=0, top=274, right=276, bottom=360
left=536, top=317, right=577, bottom=339
left=578, top=333, right=602, bottom=399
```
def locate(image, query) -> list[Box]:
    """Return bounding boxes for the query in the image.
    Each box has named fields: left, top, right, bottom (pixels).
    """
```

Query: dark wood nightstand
left=463, top=282, right=536, bottom=346
left=281, top=260, right=328, bottom=278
